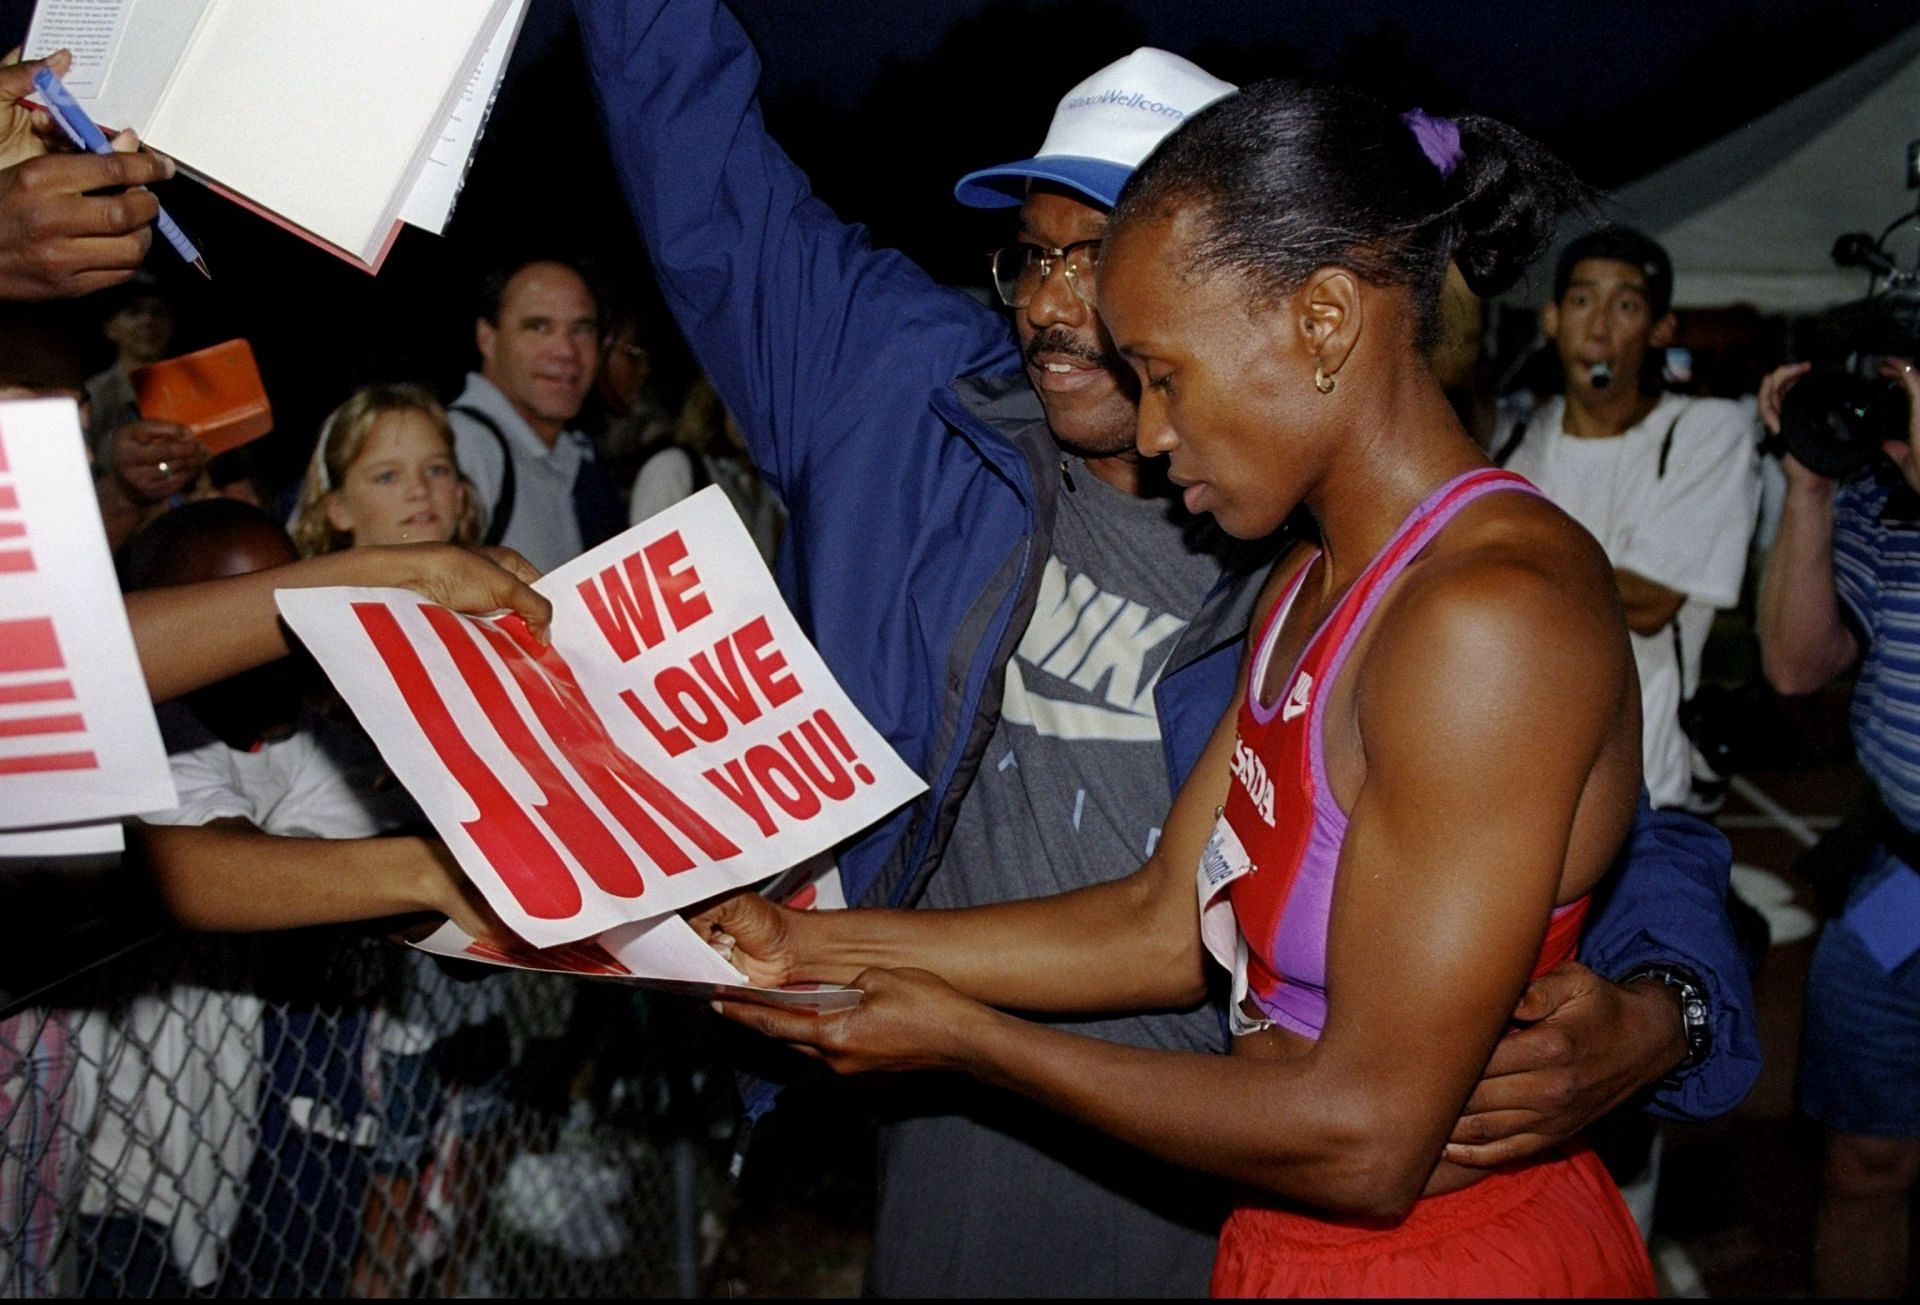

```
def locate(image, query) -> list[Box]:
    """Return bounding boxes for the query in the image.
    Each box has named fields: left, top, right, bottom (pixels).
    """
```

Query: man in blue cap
left=574, top=1, right=1757, bottom=1293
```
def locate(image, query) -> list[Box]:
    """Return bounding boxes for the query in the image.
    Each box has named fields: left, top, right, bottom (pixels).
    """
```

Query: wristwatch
left=1622, top=963, right=1711, bottom=1079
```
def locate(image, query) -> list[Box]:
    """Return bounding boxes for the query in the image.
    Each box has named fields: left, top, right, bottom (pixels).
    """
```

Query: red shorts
left=1210, top=1145, right=1654, bottom=1298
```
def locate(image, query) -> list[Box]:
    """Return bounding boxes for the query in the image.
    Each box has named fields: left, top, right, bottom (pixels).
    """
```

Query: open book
left=25, top=0, right=532, bottom=272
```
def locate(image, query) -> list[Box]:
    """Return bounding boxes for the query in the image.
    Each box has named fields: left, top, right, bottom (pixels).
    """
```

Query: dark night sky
left=727, top=0, right=1906, bottom=124
left=0, top=0, right=1916, bottom=491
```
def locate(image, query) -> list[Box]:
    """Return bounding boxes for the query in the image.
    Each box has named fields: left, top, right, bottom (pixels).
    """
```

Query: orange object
left=131, top=339, right=273, bottom=455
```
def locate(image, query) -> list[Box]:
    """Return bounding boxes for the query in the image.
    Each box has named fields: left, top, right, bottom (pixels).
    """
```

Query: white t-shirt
left=1501, top=393, right=1760, bottom=807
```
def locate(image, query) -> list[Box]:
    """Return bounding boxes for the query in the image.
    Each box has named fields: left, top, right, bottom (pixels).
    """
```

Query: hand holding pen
left=32, top=64, right=206, bottom=278
left=0, top=50, right=191, bottom=300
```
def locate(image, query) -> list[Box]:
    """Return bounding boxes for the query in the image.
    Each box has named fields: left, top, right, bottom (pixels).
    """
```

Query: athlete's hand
left=713, top=966, right=987, bottom=1076
left=687, top=889, right=803, bottom=988
left=1444, top=961, right=1686, bottom=1167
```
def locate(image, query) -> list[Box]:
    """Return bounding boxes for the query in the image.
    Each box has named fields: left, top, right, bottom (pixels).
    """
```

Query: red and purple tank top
left=1197, top=468, right=1589, bottom=1040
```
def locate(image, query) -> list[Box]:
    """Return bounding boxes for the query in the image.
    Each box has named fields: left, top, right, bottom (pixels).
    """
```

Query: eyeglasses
left=988, top=238, right=1102, bottom=309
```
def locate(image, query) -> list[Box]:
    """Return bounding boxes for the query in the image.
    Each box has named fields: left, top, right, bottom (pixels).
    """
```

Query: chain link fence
left=2, top=928, right=734, bottom=1297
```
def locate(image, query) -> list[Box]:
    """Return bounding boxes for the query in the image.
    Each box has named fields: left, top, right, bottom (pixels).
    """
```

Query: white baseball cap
left=955, top=48, right=1236, bottom=211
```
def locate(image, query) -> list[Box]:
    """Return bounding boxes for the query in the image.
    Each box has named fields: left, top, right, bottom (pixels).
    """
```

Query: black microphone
left=1834, top=232, right=1899, bottom=278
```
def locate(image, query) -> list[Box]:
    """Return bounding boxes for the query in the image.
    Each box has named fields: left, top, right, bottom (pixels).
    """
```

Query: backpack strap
left=1490, top=415, right=1528, bottom=468
left=450, top=404, right=515, bottom=548
left=1656, top=407, right=1685, bottom=479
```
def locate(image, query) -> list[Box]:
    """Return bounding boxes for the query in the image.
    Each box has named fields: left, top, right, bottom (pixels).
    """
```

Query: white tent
left=1594, top=23, right=1920, bottom=313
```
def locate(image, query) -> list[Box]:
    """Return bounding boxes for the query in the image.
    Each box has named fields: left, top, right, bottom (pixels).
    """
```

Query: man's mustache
left=1025, top=328, right=1116, bottom=371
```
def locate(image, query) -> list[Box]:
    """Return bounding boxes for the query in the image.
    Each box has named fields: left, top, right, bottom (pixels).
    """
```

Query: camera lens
left=1780, top=368, right=1909, bottom=479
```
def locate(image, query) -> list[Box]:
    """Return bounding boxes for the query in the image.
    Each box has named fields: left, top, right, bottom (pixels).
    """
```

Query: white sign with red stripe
left=0, top=399, right=175, bottom=840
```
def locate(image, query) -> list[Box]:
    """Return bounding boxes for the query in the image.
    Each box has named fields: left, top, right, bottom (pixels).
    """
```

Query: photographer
left=1758, top=356, right=1920, bottom=1297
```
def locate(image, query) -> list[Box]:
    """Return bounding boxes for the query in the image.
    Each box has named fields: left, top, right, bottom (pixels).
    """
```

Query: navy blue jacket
left=575, top=0, right=1759, bottom=1120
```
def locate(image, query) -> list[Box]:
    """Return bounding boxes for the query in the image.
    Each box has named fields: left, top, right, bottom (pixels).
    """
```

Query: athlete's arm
left=692, top=558, right=1304, bottom=1011
left=719, top=545, right=1636, bottom=1216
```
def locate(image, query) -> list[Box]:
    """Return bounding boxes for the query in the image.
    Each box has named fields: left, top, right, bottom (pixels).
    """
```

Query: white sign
left=0, top=399, right=175, bottom=842
left=279, top=487, right=923, bottom=949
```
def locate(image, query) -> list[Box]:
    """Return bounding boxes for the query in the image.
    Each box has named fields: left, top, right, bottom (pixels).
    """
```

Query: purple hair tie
left=1402, top=108, right=1463, bottom=179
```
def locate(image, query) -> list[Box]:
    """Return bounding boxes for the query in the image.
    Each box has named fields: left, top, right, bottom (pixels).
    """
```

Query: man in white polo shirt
left=449, top=257, right=628, bottom=573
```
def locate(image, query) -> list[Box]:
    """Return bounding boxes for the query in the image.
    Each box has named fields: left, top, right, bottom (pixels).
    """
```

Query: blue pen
left=31, top=67, right=210, bottom=279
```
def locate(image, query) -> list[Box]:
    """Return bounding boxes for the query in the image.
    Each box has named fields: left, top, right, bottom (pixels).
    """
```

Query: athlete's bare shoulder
left=1361, top=488, right=1633, bottom=742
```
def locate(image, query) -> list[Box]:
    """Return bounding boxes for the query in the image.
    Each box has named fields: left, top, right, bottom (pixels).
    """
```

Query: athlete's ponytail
left=1112, top=81, right=1592, bottom=347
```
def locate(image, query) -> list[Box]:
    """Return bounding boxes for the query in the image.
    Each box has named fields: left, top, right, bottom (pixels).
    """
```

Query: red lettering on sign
left=646, top=531, right=712, bottom=632
left=0, top=679, right=73, bottom=705
left=0, top=713, right=85, bottom=738
left=354, top=603, right=583, bottom=920
left=791, top=715, right=856, bottom=800
left=702, top=758, right=778, bottom=837
left=745, top=742, right=820, bottom=822
left=654, top=665, right=728, bottom=743
left=465, top=611, right=741, bottom=871
left=627, top=618, right=807, bottom=749
left=0, top=751, right=95, bottom=775
left=618, top=687, right=693, bottom=758
left=699, top=710, right=877, bottom=837
left=736, top=616, right=800, bottom=709
left=578, top=553, right=665, bottom=662
left=0, top=549, right=36, bottom=573
left=0, top=486, right=16, bottom=509
left=574, top=531, right=713, bottom=663
left=810, top=709, right=876, bottom=785
left=687, top=629, right=761, bottom=725
left=0, top=619, right=63, bottom=674
left=419, top=608, right=646, bottom=899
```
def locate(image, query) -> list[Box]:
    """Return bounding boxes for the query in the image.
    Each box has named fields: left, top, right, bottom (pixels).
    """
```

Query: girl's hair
left=289, top=383, right=480, bottom=557
left=1111, top=80, right=1592, bottom=350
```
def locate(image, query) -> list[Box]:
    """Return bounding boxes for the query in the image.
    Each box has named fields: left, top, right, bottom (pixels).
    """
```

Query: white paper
left=0, top=820, right=125, bottom=857
left=25, top=0, right=213, bottom=134
left=279, top=486, right=925, bottom=949
left=0, top=399, right=175, bottom=832
left=409, top=919, right=863, bottom=1013
left=399, top=0, right=529, bottom=235
left=140, top=0, right=510, bottom=262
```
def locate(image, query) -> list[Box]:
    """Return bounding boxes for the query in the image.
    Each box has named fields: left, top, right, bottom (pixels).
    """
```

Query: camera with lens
left=1777, top=230, right=1920, bottom=480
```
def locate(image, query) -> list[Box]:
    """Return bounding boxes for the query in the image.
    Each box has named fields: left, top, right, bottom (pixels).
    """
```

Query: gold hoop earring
left=1314, top=366, right=1336, bottom=395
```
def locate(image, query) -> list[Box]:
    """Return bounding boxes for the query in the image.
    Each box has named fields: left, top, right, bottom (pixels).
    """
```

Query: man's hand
left=1757, top=360, right=1812, bottom=438
left=104, top=419, right=206, bottom=504
left=1444, top=961, right=1687, bottom=1167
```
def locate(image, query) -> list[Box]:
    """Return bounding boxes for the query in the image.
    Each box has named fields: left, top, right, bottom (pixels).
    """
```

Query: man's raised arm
left=573, top=0, right=1017, bottom=500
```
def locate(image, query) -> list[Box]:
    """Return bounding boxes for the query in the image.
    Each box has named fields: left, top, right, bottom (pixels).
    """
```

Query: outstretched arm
left=572, top=0, right=1015, bottom=502
left=136, top=822, right=505, bottom=942
left=126, top=543, right=548, bottom=703
left=698, top=615, right=1252, bottom=1013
